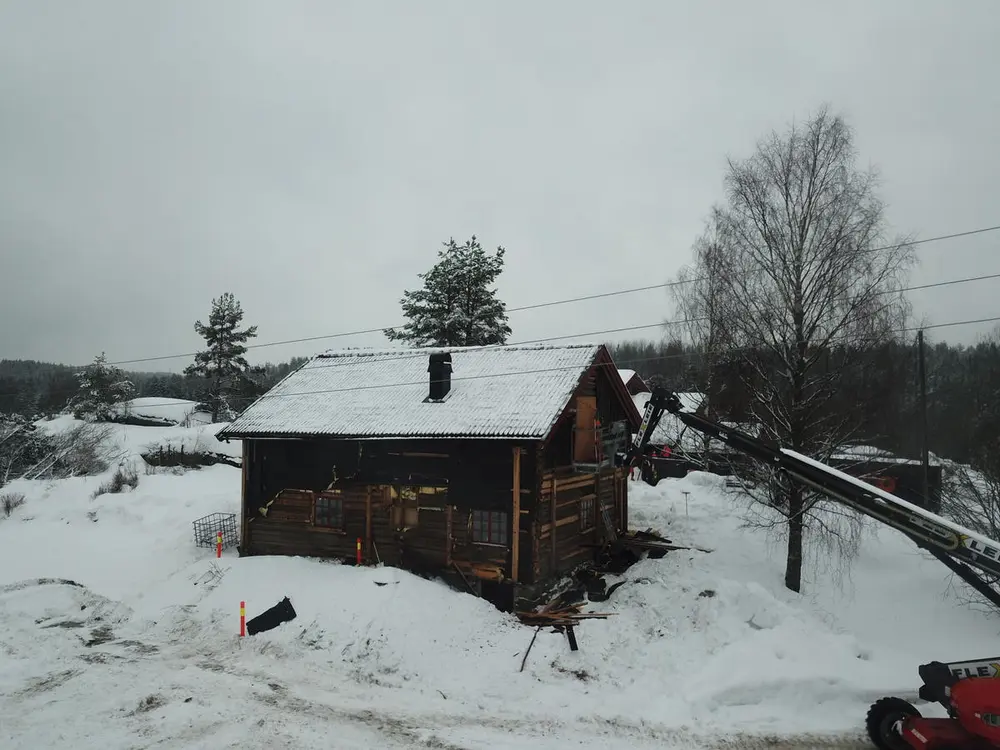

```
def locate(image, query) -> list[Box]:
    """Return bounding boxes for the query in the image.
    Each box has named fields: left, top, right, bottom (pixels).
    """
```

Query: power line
left=0, top=273, right=1000, bottom=414
left=225, top=268, right=1000, bottom=375
left=102, top=223, right=1000, bottom=367
left=3, top=269, right=999, bottom=406
left=239, top=314, right=1000, bottom=404
left=37, top=312, right=1000, bottom=412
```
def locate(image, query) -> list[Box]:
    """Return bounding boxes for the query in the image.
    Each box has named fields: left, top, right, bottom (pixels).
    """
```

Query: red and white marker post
left=239, top=600, right=246, bottom=637
left=216, top=531, right=223, bottom=558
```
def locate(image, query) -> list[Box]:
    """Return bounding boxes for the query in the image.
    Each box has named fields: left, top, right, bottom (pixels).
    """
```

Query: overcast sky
left=2, top=0, right=998, bottom=372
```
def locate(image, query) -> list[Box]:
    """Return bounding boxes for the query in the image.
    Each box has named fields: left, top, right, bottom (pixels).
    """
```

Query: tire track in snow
left=245, top=676, right=873, bottom=750
left=0, top=578, right=876, bottom=749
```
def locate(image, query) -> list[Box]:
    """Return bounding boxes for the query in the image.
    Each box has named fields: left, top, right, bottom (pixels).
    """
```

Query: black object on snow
left=246, top=596, right=297, bottom=636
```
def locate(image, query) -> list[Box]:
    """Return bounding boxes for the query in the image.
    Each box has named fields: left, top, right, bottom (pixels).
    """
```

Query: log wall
left=242, top=440, right=535, bottom=585
left=533, top=464, right=627, bottom=581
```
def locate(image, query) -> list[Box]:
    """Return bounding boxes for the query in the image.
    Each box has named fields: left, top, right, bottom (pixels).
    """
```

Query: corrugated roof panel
left=219, top=343, right=603, bottom=439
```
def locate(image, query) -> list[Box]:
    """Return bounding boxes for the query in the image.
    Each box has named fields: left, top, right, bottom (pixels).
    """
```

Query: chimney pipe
left=427, top=352, right=453, bottom=401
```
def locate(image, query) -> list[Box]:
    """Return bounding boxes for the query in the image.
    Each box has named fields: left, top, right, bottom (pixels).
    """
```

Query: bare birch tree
left=671, top=105, right=916, bottom=593
left=667, top=223, right=734, bottom=462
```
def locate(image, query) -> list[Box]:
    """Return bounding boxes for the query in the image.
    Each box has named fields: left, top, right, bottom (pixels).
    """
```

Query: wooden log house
left=215, top=343, right=642, bottom=610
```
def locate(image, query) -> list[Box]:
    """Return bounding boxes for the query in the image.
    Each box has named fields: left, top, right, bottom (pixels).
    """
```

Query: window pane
left=580, top=497, right=595, bottom=529
left=491, top=512, right=506, bottom=544
left=316, top=497, right=342, bottom=528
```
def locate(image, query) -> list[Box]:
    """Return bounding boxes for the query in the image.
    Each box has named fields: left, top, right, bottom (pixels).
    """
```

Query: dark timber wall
left=240, top=437, right=540, bottom=589
left=233, top=357, right=636, bottom=607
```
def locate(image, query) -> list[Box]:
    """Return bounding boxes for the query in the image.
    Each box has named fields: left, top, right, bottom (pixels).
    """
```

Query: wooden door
left=574, top=396, right=598, bottom=463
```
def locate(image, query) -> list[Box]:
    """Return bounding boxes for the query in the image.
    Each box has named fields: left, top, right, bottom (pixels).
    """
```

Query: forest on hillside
left=2, top=334, right=998, bottom=468
left=0, top=356, right=308, bottom=419
left=610, top=335, right=1000, bottom=468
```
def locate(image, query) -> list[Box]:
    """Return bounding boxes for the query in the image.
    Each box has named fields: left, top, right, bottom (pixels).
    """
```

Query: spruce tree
left=184, top=292, right=259, bottom=422
left=384, top=235, right=512, bottom=347
left=70, top=353, right=136, bottom=421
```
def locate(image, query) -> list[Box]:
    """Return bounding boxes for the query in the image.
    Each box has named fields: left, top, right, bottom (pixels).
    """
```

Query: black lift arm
left=626, top=387, right=1000, bottom=611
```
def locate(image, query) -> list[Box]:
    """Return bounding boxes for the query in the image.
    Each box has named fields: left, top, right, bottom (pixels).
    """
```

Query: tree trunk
left=211, top=375, right=220, bottom=423
left=784, top=484, right=804, bottom=592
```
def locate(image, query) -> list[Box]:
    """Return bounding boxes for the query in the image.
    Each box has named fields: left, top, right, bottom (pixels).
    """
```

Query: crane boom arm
left=634, top=389, right=1000, bottom=608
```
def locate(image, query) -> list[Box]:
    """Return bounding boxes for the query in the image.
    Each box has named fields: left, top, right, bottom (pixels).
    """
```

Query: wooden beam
left=445, top=505, right=453, bottom=566
left=511, top=446, right=522, bottom=583
left=550, top=475, right=557, bottom=572
left=365, top=485, right=372, bottom=563
left=620, top=469, right=628, bottom=532
left=555, top=513, right=580, bottom=528
left=240, top=441, right=250, bottom=554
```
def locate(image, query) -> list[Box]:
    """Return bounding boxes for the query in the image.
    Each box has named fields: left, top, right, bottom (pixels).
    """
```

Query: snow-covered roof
left=616, top=368, right=650, bottom=393
left=218, top=342, right=625, bottom=440
left=830, top=444, right=942, bottom=467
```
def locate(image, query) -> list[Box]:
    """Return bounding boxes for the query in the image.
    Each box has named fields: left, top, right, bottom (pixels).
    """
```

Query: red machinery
left=867, top=660, right=1000, bottom=749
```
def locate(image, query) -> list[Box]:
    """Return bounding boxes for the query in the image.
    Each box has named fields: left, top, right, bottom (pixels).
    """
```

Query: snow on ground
left=36, top=413, right=242, bottom=463
left=2, top=421, right=1000, bottom=748
left=115, top=397, right=214, bottom=427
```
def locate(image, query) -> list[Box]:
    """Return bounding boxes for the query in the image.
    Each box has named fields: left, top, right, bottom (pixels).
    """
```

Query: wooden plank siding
left=242, top=440, right=540, bottom=585
left=534, top=464, right=628, bottom=580
left=240, top=453, right=627, bottom=592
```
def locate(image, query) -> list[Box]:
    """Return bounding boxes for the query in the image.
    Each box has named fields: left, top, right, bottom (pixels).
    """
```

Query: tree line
left=610, top=335, right=1000, bottom=469
left=0, top=292, right=302, bottom=423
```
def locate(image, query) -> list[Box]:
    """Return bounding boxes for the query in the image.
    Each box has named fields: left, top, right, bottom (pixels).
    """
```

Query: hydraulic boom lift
left=619, top=387, right=1000, bottom=750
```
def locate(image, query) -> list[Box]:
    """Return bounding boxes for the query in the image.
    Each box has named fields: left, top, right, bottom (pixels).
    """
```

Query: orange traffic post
left=240, top=601, right=246, bottom=637
left=216, top=531, right=223, bottom=558
left=356, top=537, right=362, bottom=565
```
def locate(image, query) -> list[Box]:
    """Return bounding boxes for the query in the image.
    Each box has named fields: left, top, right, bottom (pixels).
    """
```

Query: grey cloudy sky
left=2, top=0, right=999, bottom=372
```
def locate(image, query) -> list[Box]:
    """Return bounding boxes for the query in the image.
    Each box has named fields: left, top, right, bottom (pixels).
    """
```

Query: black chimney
left=427, top=352, right=453, bottom=401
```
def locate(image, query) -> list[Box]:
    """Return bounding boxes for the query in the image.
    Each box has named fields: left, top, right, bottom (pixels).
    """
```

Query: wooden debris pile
left=618, top=527, right=712, bottom=555
left=515, top=602, right=613, bottom=629
left=515, top=599, right=616, bottom=658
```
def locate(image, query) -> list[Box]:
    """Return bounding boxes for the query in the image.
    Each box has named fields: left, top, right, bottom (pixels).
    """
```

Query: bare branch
left=668, top=105, right=915, bottom=593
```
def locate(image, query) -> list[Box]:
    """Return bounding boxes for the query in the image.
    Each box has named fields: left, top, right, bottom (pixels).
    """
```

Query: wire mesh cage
left=192, top=512, right=239, bottom=549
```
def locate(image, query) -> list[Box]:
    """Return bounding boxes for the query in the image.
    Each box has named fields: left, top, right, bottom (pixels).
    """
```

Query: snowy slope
left=112, top=397, right=213, bottom=426
left=36, top=413, right=242, bottom=463
left=2, top=422, right=1000, bottom=748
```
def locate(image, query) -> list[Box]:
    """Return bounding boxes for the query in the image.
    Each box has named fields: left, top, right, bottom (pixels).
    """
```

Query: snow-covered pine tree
left=184, top=292, right=259, bottom=422
left=70, top=353, right=136, bottom=421
left=383, top=236, right=512, bottom=347
left=0, top=413, right=55, bottom=486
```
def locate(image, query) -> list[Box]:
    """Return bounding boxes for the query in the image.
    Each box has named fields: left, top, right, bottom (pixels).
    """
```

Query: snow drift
left=2, top=418, right=1000, bottom=748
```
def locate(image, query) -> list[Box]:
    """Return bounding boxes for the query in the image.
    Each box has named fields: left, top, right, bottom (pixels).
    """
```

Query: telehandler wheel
left=866, top=696, right=921, bottom=750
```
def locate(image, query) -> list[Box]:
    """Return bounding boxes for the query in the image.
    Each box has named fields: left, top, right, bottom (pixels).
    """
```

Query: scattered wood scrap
left=519, top=626, right=541, bottom=672
left=515, top=603, right=604, bottom=653
left=515, top=602, right=614, bottom=628
left=618, top=528, right=713, bottom=555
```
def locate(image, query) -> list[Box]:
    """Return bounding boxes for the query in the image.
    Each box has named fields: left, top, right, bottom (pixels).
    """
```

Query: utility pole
left=917, top=329, right=931, bottom=509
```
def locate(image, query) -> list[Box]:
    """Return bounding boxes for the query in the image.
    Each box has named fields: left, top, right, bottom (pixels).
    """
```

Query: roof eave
left=215, top=430, right=545, bottom=442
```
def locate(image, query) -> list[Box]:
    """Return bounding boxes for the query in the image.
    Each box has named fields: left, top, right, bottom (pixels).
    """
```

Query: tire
left=866, top=696, right=921, bottom=750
